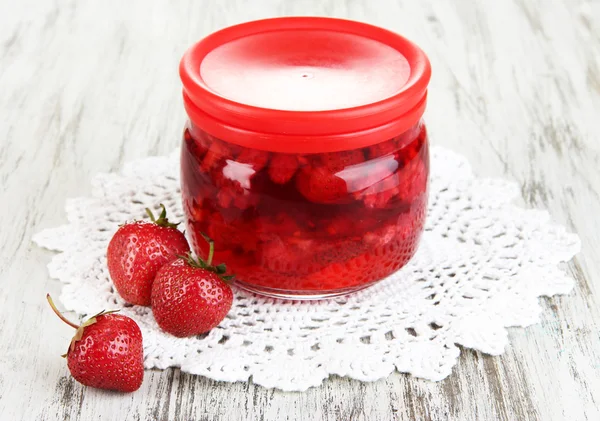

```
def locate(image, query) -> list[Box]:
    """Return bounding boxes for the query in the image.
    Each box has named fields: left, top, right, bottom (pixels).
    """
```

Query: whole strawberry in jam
left=47, top=295, right=144, bottom=392
left=295, top=150, right=364, bottom=204
left=315, top=150, right=364, bottom=172
left=107, top=204, right=190, bottom=306
left=295, top=166, right=350, bottom=204
left=268, top=154, right=299, bottom=184
left=151, top=235, right=233, bottom=337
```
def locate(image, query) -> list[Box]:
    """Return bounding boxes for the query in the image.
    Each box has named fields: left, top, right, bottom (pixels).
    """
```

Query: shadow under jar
left=179, top=17, right=431, bottom=299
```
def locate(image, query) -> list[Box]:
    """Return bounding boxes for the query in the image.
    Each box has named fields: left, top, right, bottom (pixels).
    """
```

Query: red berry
left=236, top=148, right=270, bottom=171
left=107, top=205, right=190, bottom=306
left=268, top=154, right=299, bottom=184
left=295, top=166, right=350, bottom=204
left=47, top=295, right=144, bottom=393
left=151, top=244, right=233, bottom=337
left=201, top=138, right=231, bottom=172
left=316, top=150, right=365, bottom=172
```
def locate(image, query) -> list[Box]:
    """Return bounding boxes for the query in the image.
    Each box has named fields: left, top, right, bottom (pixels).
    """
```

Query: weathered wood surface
left=1, top=0, right=599, bottom=419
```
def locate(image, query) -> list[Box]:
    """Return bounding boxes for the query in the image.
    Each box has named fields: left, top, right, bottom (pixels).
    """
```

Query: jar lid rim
left=180, top=17, right=431, bottom=151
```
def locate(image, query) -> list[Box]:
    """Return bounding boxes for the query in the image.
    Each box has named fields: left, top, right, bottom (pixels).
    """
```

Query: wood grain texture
left=1, top=0, right=599, bottom=419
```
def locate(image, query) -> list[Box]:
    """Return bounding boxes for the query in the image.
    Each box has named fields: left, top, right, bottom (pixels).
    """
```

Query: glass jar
left=179, top=17, right=431, bottom=299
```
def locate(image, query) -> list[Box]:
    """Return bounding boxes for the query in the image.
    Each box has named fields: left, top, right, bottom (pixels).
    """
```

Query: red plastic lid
left=180, top=17, right=431, bottom=153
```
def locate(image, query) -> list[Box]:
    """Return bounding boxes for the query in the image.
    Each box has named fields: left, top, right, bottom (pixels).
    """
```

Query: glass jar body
left=180, top=122, right=429, bottom=298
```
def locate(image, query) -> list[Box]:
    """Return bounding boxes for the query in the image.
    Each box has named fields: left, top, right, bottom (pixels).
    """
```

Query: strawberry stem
left=145, top=204, right=179, bottom=229
left=204, top=235, right=215, bottom=267
left=146, top=207, right=157, bottom=222
left=179, top=234, right=234, bottom=283
left=46, top=294, right=79, bottom=329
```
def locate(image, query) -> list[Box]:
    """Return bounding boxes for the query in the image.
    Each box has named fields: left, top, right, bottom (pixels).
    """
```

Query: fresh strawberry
left=47, top=295, right=144, bottom=392
left=236, top=148, right=270, bottom=171
left=295, top=166, right=349, bottom=204
left=151, top=237, right=234, bottom=337
left=107, top=204, right=190, bottom=306
left=268, top=154, right=299, bottom=184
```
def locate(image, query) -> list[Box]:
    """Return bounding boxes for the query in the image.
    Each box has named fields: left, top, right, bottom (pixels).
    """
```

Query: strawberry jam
left=179, top=17, right=431, bottom=298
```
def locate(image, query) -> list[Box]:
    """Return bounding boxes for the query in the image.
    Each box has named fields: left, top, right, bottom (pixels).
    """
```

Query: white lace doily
left=33, top=147, right=580, bottom=391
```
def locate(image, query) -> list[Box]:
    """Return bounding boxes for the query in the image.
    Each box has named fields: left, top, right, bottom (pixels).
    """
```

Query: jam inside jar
left=179, top=17, right=432, bottom=298
left=181, top=122, right=428, bottom=297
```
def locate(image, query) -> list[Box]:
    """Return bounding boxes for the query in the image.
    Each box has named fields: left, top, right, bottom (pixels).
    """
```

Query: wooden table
left=2, top=0, right=599, bottom=419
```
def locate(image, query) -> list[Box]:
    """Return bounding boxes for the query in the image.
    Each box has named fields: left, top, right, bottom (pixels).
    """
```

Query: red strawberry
left=151, top=237, right=234, bottom=337
left=236, top=148, right=270, bottom=171
left=268, top=154, right=299, bottom=184
left=295, top=166, right=350, bottom=204
left=47, top=295, right=144, bottom=392
left=201, top=138, right=231, bottom=172
left=107, top=204, right=190, bottom=306
left=316, top=150, right=365, bottom=172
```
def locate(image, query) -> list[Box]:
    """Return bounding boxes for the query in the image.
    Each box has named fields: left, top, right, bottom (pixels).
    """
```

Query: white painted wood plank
left=1, top=0, right=599, bottom=420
